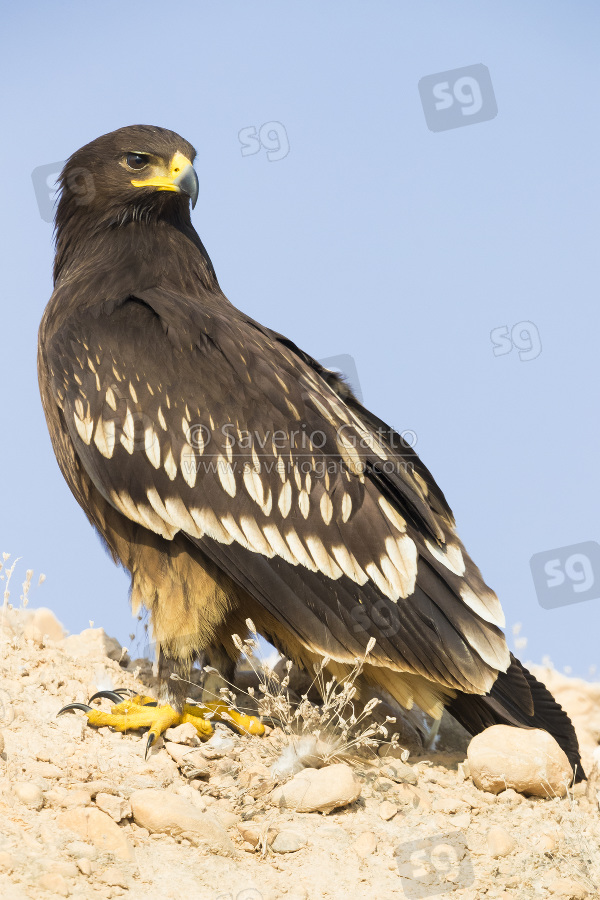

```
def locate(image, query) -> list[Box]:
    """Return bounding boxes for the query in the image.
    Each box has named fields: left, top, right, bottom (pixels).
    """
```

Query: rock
left=95, top=792, right=131, bottom=822
left=0, top=730, right=4, bottom=756
left=431, top=796, right=470, bottom=815
left=165, top=740, right=211, bottom=778
left=486, top=826, right=516, bottom=858
left=378, top=800, right=398, bottom=820
left=467, top=725, right=573, bottom=797
left=535, top=833, right=557, bottom=853
left=62, top=627, right=124, bottom=662
left=164, top=722, right=201, bottom=745
left=65, top=841, right=97, bottom=860
left=496, top=788, right=523, bottom=804
left=352, top=831, right=378, bottom=858
left=24, top=607, right=66, bottom=644
left=13, top=781, right=44, bottom=810
left=547, top=877, right=589, bottom=898
left=57, top=806, right=134, bottom=861
left=130, top=788, right=237, bottom=856
left=379, top=762, right=418, bottom=785
left=270, top=763, right=361, bottom=814
left=52, top=788, right=93, bottom=809
left=457, top=760, right=470, bottom=780
left=271, top=830, right=306, bottom=853
left=97, top=865, right=129, bottom=888
left=77, top=858, right=92, bottom=876
left=38, top=872, right=69, bottom=896
left=237, top=822, right=277, bottom=848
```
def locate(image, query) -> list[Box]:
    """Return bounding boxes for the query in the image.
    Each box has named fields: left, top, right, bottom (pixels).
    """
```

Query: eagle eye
left=126, top=152, right=150, bottom=170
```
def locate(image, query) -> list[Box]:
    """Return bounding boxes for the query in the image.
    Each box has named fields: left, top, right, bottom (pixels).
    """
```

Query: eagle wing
left=45, top=287, right=510, bottom=705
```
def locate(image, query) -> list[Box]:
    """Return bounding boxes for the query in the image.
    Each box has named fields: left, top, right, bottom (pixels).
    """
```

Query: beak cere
left=131, top=150, right=199, bottom=209
left=173, top=163, right=199, bottom=209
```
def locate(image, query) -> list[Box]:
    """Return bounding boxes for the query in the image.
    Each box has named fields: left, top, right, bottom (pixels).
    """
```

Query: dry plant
left=200, top=618, right=407, bottom=778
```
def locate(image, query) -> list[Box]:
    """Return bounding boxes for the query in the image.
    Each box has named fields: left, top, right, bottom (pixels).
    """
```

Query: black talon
left=145, top=733, right=156, bottom=760
left=58, top=702, right=92, bottom=716
left=88, top=690, right=126, bottom=704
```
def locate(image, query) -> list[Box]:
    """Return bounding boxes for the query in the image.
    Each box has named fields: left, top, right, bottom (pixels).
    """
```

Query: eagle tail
left=446, top=653, right=585, bottom=782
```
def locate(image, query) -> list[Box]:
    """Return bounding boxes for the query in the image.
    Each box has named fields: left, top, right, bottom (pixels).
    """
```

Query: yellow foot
left=58, top=690, right=264, bottom=757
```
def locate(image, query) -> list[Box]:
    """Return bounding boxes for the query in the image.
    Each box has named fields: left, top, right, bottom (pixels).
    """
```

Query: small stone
left=13, top=781, right=44, bottom=810
left=164, top=742, right=210, bottom=775
left=547, top=877, right=589, bottom=898
left=535, top=833, right=557, bottom=853
left=431, top=796, right=470, bottom=815
left=0, top=851, right=14, bottom=873
left=164, top=722, right=200, bottom=745
left=48, top=861, right=79, bottom=879
left=457, top=761, right=470, bottom=780
left=486, top=826, right=516, bottom=858
left=55, top=789, right=93, bottom=808
left=378, top=800, right=398, bottom=821
left=452, top=813, right=471, bottom=829
left=130, top=788, right=237, bottom=856
left=271, top=830, right=306, bottom=853
left=95, top=792, right=131, bottom=822
left=468, top=725, right=573, bottom=797
left=38, top=872, right=69, bottom=897
left=65, top=840, right=97, bottom=860
left=77, top=858, right=92, bottom=876
left=496, top=788, right=523, bottom=804
left=0, top=730, right=4, bottom=756
left=379, top=762, right=418, bottom=785
left=57, top=807, right=134, bottom=861
left=270, top=763, right=361, bottom=814
left=97, top=866, right=129, bottom=888
left=353, top=831, right=378, bottom=858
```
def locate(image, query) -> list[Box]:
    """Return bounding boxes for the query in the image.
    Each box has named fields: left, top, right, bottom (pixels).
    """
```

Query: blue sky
left=2, top=2, right=599, bottom=677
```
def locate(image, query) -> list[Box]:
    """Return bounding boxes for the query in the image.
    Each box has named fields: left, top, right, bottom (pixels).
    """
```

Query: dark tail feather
left=446, top=653, right=585, bottom=783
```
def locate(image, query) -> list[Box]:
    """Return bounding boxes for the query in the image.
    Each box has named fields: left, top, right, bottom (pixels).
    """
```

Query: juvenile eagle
left=38, top=125, right=583, bottom=777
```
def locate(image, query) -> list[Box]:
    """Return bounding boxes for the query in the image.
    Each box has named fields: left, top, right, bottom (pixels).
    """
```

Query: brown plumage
left=38, top=125, right=584, bottom=778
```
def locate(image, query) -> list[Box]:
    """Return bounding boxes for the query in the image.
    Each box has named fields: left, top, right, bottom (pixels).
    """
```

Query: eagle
left=38, top=124, right=584, bottom=778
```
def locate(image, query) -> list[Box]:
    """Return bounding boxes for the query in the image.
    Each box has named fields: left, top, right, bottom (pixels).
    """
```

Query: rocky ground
left=0, top=602, right=599, bottom=900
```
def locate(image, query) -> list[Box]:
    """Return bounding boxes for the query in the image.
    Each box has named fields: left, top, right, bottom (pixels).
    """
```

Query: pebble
left=270, top=763, right=361, bottom=814
left=378, top=762, right=418, bottom=785
left=37, top=872, right=69, bottom=896
left=0, top=730, right=4, bottom=755
left=271, top=829, right=306, bottom=853
left=468, top=725, right=573, bottom=797
left=486, top=826, right=516, bottom=858
left=97, top=865, right=129, bottom=888
left=165, top=742, right=210, bottom=775
left=130, top=788, right=237, bottom=856
left=352, top=831, right=378, bottom=858
left=13, top=781, right=44, bottom=810
left=431, top=796, right=470, bottom=815
left=57, top=806, right=134, bottom=861
left=547, top=877, right=589, bottom=898
left=65, top=840, right=97, bottom=860
left=77, top=858, right=92, bottom=876
left=164, top=722, right=201, bottom=745
left=95, top=791, right=131, bottom=822
left=0, top=851, right=14, bottom=873
left=535, top=833, right=557, bottom=853
left=496, top=788, right=523, bottom=804
left=378, top=800, right=398, bottom=821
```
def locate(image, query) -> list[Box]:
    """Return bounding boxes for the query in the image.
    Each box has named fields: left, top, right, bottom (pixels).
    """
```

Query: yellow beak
left=131, top=151, right=199, bottom=208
